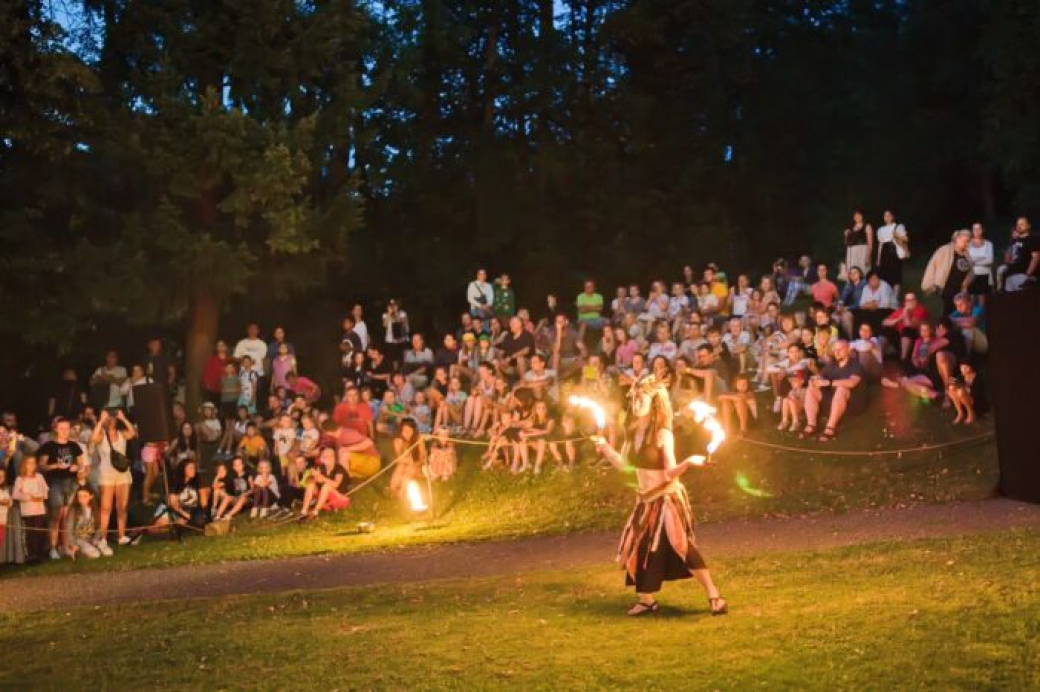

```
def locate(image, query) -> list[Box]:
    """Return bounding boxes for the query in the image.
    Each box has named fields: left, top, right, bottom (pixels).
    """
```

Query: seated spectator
left=519, top=399, right=564, bottom=474
left=389, top=421, right=427, bottom=498
left=721, top=318, right=752, bottom=373
left=498, top=316, right=534, bottom=378
left=298, top=447, right=350, bottom=520
left=882, top=292, right=928, bottom=361
left=778, top=369, right=809, bottom=433
left=766, top=343, right=811, bottom=413
left=249, top=459, right=281, bottom=518
left=334, top=424, right=381, bottom=480
left=849, top=323, right=883, bottom=381
left=575, top=280, right=607, bottom=336
left=375, top=390, right=406, bottom=437
left=800, top=340, right=866, bottom=441
left=159, top=460, right=209, bottom=530
left=810, top=264, right=840, bottom=309
left=851, top=271, right=896, bottom=337
left=333, top=387, right=374, bottom=439
left=881, top=322, right=950, bottom=400
left=688, top=345, right=730, bottom=403
left=402, top=333, right=434, bottom=390
left=428, top=428, right=458, bottom=481
left=433, top=377, right=468, bottom=431
left=717, top=374, right=758, bottom=435
left=948, top=362, right=988, bottom=425
left=236, top=422, right=268, bottom=468
left=949, top=292, right=987, bottom=355
left=213, top=456, right=253, bottom=522
left=286, top=372, right=321, bottom=404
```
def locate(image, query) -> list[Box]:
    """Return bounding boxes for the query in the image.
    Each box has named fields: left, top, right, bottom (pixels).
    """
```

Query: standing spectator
left=266, top=327, right=295, bottom=372
left=382, top=299, right=410, bottom=367
left=89, top=351, right=128, bottom=411
left=843, top=210, right=874, bottom=274
left=876, top=210, right=910, bottom=295
left=351, top=304, right=370, bottom=350
left=467, top=269, right=495, bottom=319
left=37, top=418, right=84, bottom=560
left=270, top=342, right=297, bottom=392
left=800, top=340, right=866, bottom=442
left=48, top=368, right=86, bottom=422
left=1002, top=216, right=1039, bottom=291
left=12, top=456, right=48, bottom=563
left=339, top=315, right=364, bottom=377
left=233, top=324, right=268, bottom=393
left=201, top=341, right=230, bottom=404
left=575, top=280, right=607, bottom=336
left=91, top=409, right=136, bottom=551
left=967, top=222, right=994, bottom=304
left=144, top=337, right=174, bottom=397
left=493, top=274, right=516, bottom=318
left=810, top=264, right=840, bottom=309
left=237, top=355, right=259, bottom=414
left=922, top=229, right=973, bottom=318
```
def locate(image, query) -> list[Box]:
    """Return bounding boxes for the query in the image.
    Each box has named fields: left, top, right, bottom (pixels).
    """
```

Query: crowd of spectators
left=0, top=212, right=1035, bottom=565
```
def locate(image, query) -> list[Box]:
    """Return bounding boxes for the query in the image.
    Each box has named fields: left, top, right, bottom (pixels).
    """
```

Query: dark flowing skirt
left=877, top=242, right=903, bottom=287
left=617, top=483, right=707, bottom=593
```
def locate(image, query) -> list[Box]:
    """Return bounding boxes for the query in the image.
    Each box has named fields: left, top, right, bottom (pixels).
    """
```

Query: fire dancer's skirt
left=617, top=481, right=707, bottom=593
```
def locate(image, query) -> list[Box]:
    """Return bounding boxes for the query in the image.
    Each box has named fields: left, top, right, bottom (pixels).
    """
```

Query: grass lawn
left=12, top=393, right=998, bottom=577
left=0, top=528, right=1035, bottom=690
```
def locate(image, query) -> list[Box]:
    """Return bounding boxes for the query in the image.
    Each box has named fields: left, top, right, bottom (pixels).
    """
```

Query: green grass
left=13, top=394, right=997, bottom=577
left=1, top=528, right=1036, bottom=690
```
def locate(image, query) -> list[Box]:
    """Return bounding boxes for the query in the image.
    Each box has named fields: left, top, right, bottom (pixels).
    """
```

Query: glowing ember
left=687, top=401, right=727, bottom=455
left=406, top=480, right=428, bottom=512
left=568, top=395, right=607, bottom=430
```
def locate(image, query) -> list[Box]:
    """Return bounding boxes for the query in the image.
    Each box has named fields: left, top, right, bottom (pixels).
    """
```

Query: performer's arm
left=660, top=429, right=704, bottom=481
left=591, top=437, right=627, bottom=471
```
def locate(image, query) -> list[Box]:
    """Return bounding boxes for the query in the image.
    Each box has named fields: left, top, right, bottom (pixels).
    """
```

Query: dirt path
left=2, top=499, right=1038, bottom=612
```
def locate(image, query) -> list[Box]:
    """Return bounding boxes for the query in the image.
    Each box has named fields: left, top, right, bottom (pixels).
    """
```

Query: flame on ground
left=406, top=480, right=428, bottom=512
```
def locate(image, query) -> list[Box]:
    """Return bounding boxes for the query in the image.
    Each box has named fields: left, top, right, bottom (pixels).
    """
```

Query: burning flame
left=568, top=395, right=607, bottom=430
left=688, top=401, right=727, bottom=455
left=406, top=480, right=428, bottom=512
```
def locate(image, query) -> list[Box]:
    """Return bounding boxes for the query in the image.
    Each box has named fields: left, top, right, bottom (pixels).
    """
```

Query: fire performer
left=592, top=374, right=728, bottom=617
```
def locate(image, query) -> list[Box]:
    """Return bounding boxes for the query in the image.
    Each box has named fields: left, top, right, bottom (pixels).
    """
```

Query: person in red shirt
left=809, top=264, right=840, bottom=308
left=332, top=387, right=373, bottom=439
left=286, top=372, right=321, bottom=404
left=201, top=340, right=230, bottom=403
left=881, top=292, right=929, bottom=361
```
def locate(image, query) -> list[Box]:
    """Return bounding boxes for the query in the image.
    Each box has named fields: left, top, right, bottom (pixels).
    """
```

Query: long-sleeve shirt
left=968, top=240, right=994, bottom=278
left=12, top=475, right=48, bottom=517
left=65, top=507, right=98, bottom=541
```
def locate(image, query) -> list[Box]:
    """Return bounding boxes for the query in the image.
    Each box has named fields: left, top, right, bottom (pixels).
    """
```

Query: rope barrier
left=732, top=432, right=993, bottom=457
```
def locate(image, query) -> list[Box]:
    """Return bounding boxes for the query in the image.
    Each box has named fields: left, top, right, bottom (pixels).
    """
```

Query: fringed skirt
left=617, top=482, right=707, bottom=593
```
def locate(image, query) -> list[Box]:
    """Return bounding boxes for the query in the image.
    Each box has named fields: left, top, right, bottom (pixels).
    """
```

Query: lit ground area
left=0, top=528, right=1036, bottom=691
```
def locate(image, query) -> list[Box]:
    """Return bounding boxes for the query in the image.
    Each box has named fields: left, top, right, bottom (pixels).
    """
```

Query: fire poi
left=576, top=374, right=728, bottom=617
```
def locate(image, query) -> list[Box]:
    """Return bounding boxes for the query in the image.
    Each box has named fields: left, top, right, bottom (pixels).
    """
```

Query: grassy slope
left=0, top=528, right=1036, bottom=690
left=12, top=394, right=997, bottom=577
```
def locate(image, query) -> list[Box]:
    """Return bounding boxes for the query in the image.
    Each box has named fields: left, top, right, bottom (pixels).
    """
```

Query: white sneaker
left=98, top=541, right=114, bottom=557
left=249, top=507, right=259, bottom=519
left=117, top=536, right=132, bottom=546
left=49, top=548, right=61, bottom=560
left=259, top=508, right=269, bottom=518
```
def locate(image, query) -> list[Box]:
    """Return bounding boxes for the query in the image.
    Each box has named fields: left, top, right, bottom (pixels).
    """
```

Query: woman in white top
left=967, top=222, right=994, bottom=303
left=875, top=209, right=909, bottom=294
left=91, top=408, right=137, bottom=549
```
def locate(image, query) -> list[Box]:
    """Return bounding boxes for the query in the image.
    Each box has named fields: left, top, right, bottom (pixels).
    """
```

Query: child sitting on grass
left=482, top=410, right=523, bottom=471
left=249, top=460, right=281, bottom=518
left=65, top=486, right=111, bottom=559
left=210, top=462, right=228, bottom=518
left=213, top=456, right=253, bottom=522
left=298, top=447, right=350, bottom=521
left=427, top=427, right=457, bottom=481
left=410, top=391, right=432, bottom=434
left=779, top=369, right=808, bottom=433
left=434, top=376, right=468, bottom=432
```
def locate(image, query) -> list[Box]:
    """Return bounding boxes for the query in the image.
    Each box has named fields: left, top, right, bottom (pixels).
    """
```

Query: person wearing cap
left=922, top=229, right=974, bottom=318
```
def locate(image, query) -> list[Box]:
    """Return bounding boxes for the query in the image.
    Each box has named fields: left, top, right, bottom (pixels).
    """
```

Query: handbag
left=893, top=224, right=911, bottom=259
left=105, top=427, right=131, bottom=473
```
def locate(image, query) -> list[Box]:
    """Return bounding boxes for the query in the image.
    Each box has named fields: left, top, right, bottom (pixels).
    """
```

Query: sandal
left=708, top=596, right=728, bottom=616
left=797, top=426, right=816, bottom=439
left=818, top=427, right=837, bottom=442
left=626, top=600, right=659, bottom=617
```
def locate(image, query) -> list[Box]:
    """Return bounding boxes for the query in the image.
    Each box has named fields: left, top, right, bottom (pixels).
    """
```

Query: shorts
left=220, top=401, right=239, bottom=420
left=141, top=443, right=167, bottom=464
left=47, top=478, right=76, bottom=512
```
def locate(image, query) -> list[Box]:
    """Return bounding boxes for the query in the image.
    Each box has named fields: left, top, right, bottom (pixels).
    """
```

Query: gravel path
left=2, top=498, right=1038, bottom=612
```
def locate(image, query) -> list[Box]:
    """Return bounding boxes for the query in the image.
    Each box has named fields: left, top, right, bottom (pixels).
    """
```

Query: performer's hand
left=590, top=435, right=608, bottom=451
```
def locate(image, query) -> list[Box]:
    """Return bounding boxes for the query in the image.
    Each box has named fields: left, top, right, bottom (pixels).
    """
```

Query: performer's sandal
left=797, top=426, right=816, bottom=440
left=818, top=427, right=837, bottom=442
left=626, top=601, right=659, bottom=617
left=708, top=596, right=728, bottom=616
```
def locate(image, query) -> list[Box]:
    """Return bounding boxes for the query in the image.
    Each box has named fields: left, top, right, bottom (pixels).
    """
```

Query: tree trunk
left=185, top=289, right=219, bottom=417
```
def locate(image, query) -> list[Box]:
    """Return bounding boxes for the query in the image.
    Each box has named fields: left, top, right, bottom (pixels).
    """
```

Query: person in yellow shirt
left=237, top=422, right=269, bottom=466
left=704, top=265, right=730, bottom=317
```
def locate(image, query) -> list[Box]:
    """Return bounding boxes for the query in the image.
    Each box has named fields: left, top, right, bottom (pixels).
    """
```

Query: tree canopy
left=1, top=0, right=1036, bottom=412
